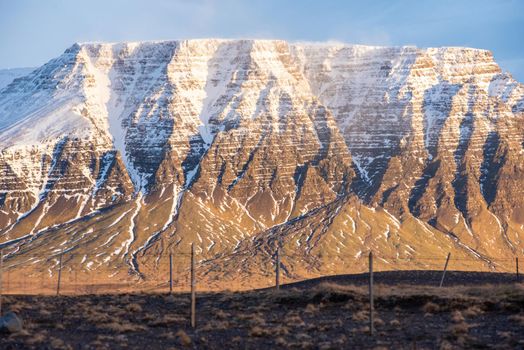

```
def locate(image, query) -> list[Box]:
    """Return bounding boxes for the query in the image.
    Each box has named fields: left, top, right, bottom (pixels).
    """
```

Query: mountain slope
left=0, top=40, right=522, bottom=286
left=0, top=67, right=36, bottom=90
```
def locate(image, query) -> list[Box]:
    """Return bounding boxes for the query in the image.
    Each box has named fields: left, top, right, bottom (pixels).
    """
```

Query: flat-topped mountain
left=0, top=40, right=522, bottom=288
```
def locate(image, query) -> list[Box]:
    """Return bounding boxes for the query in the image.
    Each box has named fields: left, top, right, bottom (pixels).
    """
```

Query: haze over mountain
left=0, top=39, right=522, bottom=287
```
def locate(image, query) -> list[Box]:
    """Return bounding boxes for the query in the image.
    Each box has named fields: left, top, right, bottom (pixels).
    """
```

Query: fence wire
left=0, top=248, right=521, bottom=295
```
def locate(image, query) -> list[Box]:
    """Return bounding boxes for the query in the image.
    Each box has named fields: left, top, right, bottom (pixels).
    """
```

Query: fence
left=0, top=246, right=521, bottom=332
left=0, top=246, right=520, bottom=297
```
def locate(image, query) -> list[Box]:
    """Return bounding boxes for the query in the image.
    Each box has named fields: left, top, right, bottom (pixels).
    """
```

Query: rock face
left=0, top=40, right=522, bottom=287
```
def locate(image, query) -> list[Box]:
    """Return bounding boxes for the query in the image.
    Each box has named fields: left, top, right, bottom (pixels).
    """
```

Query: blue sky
left=1, top=0, right=523, bottom=81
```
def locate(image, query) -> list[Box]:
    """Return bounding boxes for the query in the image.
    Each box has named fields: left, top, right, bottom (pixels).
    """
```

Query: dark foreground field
left=1, top=271, right=524, bottom=349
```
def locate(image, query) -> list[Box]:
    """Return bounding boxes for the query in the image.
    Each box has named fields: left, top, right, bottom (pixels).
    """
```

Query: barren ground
left=1, top=271, right=523, bottom=349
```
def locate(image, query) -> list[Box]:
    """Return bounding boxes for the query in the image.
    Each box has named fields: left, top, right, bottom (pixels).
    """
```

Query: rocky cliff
left=0, top=40, right=522, bottom=287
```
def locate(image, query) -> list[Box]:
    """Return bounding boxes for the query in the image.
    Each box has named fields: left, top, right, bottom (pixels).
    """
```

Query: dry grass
left=313, top=282, right=365, bottom=295
left=373, top=317, right=385, bottom=327
left=250, top=314, right=267, bottom=326
left=26, top=331, right=48, bottom=345
left=125, top=303, right=143, bottom=313
left=175, top=329, right=192, bottom=347
left=356, top=325, right=371, bottom=334
left=7, top=300, right=27, bottom=313
left=375, top=283, right=524, bottom=301
left=88, top=339, right=107, bottom=349
left=85, top=309, right=112, bottom=323
left=451, top=310, right=465, bottom=323
left=463, top=305, right=483, bottom=317
left=352, top=309, right=369, bottom=322
left=2, top=280, right=523, bottom=349
left=439, top=340, right=453, bottom=350
left=10, top=329, right=30, bottom=337
left=248, top=325, right=270, bottom=337
left=212, top=308, right=229, bottom=319
left=231, top=336, right=242, bottom=343
left=305, top=303, right=319, bottom=314
left=273, top=324, right=290, bottom=335
left=508, top=314, right=524, bottom=325
left=422, top=301, right=440, bottom=314
left=447, top=320, right=471, bottom=346
left=237, top=312, right=266, bottom=327
left=98, top=321, right=147, bottom=333
left=39, top=308, right=53, bottom=318
left=248, top=325, right=290, bottom=337
left=389, top=319, right=401, bottom=328
left=49, top=337, right=71, bottom=350
left=448, top=322, right=469, bottom=335
left=284, top=311, right=305, bottom=327
left=295, top=332, right=312, bottom=341
left=148, top=314, right=186, bottom=327
left=200, top=320, right=231, bottom=331
left=275, top=336, right=288, bottom=346
left=160, top=331, right=175, bottom=340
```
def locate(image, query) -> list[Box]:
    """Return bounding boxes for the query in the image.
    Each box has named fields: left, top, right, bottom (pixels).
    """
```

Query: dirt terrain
left=1, top=272, right=523, bottom=349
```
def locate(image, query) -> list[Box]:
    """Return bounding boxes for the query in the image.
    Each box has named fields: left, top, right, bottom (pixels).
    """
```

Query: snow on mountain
left=0, top=40, right=523, bottom=286
left=0, top=67, right=35, bottom=90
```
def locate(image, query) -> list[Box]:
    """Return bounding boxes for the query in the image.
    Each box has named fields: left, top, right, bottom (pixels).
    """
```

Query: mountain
left=0, top=68, right=36, bottom=90
left=0, top=40, right=523, bottom=288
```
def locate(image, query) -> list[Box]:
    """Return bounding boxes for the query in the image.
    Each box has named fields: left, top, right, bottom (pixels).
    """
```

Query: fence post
left=439, top=253, right=451, bottom=287
left=369, top=251, right=374, bottom=336
left=190, top=243, right=196, bottom=328
left=169, top=251, right=173, bottom=294
left=56, top=249, right=64, bottom=296
left=275, top=246, right=280, bottom=290
left=516, top=257, right=519, bottom=282
left=0, top=249, right=3, bottom=315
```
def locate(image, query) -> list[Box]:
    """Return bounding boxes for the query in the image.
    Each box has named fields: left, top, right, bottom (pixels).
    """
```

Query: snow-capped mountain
left=0, top=40, right=523, bottom=286
left=0, top=68, right=36, bottom=90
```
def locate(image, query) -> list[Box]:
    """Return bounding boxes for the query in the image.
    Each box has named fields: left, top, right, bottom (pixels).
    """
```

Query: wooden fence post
left=369, top=251, right=374, bottom=336
left=169, top=251, right=173, bottom=294
left=56, top=249, right=64, bottom=296
left=276, top=246, right=280, bottom=290
left=439, top=253, right=451, bottom=288
left=190, top=243, right=196, bottom=328
left=0, top=249, right=3, bottom=315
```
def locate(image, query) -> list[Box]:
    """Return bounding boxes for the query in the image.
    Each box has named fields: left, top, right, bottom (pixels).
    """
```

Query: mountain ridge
left=0, top=39, right=522, bottom=287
